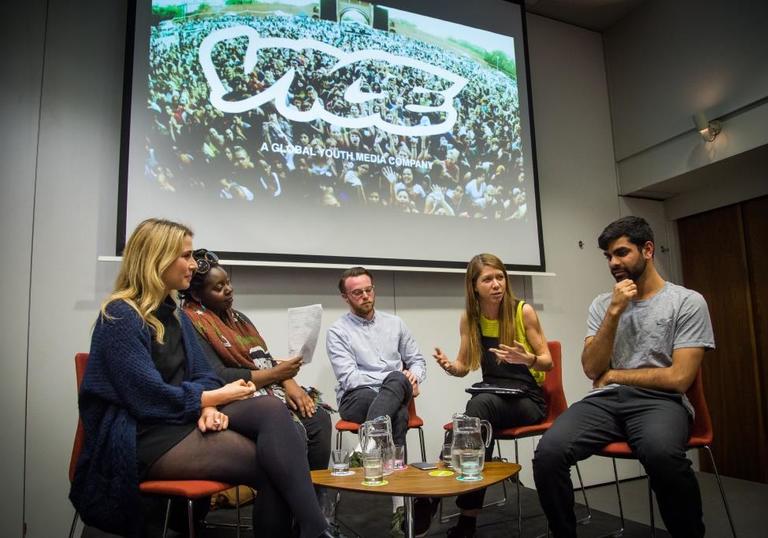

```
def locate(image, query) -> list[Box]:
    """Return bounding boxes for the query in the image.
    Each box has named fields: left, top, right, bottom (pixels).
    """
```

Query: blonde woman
left=69, top=218, right=331, bottom=538
left=434, top=253, right=553, bottom=537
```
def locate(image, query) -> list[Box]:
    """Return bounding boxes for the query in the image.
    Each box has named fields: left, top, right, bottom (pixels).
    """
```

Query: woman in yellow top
left=434, top=253, right=553, bottom=537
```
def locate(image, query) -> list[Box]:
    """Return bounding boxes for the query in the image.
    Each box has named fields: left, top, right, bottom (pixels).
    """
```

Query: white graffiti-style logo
left=198, top=25, right=468, bottom=137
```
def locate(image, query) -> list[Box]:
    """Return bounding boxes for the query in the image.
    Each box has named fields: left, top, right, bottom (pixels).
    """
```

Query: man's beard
left=613, top=257, right=647, bottom=282
left=352, top=300, right=374, bottom=317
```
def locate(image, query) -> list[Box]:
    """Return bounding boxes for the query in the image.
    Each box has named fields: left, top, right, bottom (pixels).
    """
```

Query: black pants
left=296, top=406, right=333, bottom=471
left=452, top=393, right=545, bottom=511
left=533, top=386, right=703, bottom=538
left=147, top=395, right=327, bottom=538
left=338, top=371, right=413, bottom=445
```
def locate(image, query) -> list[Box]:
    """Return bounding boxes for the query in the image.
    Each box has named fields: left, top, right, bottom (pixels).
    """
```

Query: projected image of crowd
left=143, top=13, right=530, bottom=220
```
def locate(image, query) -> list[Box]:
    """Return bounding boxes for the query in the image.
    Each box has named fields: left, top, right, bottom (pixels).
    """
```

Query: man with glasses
left=327, top=266, right=434, bottom=535
left=327, top=266, right=426, bottom=448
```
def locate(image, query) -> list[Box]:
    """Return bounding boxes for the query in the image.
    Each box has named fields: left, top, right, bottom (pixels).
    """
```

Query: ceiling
left=523, top=0, right=648, bottom=32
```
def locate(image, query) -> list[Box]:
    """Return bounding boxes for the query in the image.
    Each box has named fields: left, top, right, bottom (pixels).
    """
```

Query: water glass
left=442, top=443, right=453, bottom=467
left=331, top=448, right=351, bottom=475
left=459, top=450, right=483, bottom=480
left=363, top=449, right=384, bottom=485
left=393, top=445, right=406, bottom=470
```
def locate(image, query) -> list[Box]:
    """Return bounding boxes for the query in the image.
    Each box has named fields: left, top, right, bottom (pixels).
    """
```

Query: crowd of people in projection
left=143, top=13, right=530, bottom=220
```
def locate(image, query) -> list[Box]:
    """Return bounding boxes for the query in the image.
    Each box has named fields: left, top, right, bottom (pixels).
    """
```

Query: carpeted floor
left=82, top=482, right=669, bottom=537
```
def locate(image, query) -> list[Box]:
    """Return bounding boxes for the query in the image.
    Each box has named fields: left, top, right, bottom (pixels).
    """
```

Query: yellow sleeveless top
left=480, top=300, right=546, bottom=385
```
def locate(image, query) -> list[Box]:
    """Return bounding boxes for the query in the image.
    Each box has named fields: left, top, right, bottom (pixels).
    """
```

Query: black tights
left=147, top=396, right=327, bottom=538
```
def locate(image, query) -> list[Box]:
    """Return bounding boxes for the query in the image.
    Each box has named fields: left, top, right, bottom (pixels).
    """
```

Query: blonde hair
left=101, top=218, right=193, bottom=343
left=464, top=253, right=518, bottom=371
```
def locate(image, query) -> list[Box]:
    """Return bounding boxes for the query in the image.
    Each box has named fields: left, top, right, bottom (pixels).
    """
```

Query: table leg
left=404, top=496, right=415, bottom=538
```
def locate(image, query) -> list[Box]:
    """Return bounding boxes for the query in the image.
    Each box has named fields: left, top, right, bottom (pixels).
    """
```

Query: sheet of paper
left=286, top=304, right=323, bottom=364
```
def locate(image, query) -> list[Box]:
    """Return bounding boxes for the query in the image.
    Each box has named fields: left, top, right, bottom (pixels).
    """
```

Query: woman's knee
left=465, top=394, right=494, bottom=419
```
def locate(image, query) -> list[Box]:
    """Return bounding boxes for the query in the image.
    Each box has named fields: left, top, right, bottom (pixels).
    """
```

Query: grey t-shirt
left=585, top=281, right=715, bottom=414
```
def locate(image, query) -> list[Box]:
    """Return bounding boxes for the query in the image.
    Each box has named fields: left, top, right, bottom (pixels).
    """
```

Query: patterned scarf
left=183, top=300, right=267, bottom=369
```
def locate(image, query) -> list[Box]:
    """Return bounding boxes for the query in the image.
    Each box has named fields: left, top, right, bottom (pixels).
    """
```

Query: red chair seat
left=140, top=480, right=234, bottom=498
left=334, top=398, right=426, bottom=460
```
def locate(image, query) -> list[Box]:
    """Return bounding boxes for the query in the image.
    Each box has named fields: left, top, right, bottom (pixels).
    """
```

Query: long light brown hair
left=464, top=253, right=518, bottom=371
left=101, top=218, right=193, bottom=343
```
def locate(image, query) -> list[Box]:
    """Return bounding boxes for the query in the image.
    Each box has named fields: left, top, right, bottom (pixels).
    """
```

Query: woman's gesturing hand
left=198, top=406, right=229, bottom=432
left=433, top=347, right=454, bottom=375
left=489, top=342, right=534, bottom=366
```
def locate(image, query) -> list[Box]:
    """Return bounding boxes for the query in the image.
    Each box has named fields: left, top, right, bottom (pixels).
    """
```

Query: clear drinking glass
left=393, top=445, right=406, bottom=470
left=442, top=443, right=453, bottom=467
left=459, top=449, right=483, bottom=480
left=331, top=448, right=351, bottom=476
left=363, top=449, right=384, bottom=485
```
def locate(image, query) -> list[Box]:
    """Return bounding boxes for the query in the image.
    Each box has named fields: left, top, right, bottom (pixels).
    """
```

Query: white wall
left=4, top=3, right=649, bottom=536
left=604, top=0, right=768, bottom=202
left=0, top=1, right=47, bottom=535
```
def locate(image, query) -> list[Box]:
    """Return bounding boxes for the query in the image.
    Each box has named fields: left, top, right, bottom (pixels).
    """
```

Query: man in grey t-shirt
left=533, top=216, right=713, bottom=538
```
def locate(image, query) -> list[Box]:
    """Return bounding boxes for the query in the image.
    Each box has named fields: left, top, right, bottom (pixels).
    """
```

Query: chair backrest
left=69, top=353, right=89, bottom=483
left=685, top=369, right=713, bottom=445
left=540, top=341, right=567, bottom=422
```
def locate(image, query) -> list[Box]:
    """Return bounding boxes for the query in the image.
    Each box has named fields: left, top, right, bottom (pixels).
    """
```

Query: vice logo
left=199, top=25, right=468, bottom=137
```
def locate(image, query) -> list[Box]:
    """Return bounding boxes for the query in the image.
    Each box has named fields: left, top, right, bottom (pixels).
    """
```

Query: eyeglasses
left=345, top=285, right=375, bottom=298
left=194, top=249, right=219, bottom=275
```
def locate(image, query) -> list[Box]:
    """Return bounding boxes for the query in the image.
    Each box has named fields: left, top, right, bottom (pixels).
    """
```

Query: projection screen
left=120, top=0, right=544, bottom=270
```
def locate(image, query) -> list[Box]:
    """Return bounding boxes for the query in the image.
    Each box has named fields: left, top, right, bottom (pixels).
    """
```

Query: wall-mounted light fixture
left=692, top=112, right=722, bottom=142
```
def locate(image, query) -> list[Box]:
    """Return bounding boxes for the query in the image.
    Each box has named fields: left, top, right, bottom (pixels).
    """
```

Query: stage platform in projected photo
left=122, top=0, right=544, bottom=270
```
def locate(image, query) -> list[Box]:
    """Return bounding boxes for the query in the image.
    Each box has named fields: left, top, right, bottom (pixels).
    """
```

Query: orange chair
left=598, top=370, right=737, bottom=537
left=68, top=353, right=243, bottom=538
left=335, top=397, right=426, bottom=461
left=440, top=341, right=591, bottom=535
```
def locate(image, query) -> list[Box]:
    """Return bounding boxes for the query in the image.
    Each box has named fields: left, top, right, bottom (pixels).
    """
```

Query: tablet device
left=465, top=383, right=525, bottom=396
left=411, top=462, right=438, bottom=470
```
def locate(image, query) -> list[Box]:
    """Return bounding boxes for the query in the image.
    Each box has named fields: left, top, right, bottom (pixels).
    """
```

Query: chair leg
left=704, top=445, right=738, bottom=538
left=235, top=486, right=242, bottom=538
left=336, top=430, right=343, bottom=450
left=647, top=477, right=656, bottom=537
left=162, top=498, right=172, bottom=538
left=574, top=462, right=592, bottom=524
left=68, top=512, right=79, bottom=538
left=418, top=427, right=427, bottom=462
left=187, top=498, right=197, bottom=538
left=611, top=458, right=625, bottom=537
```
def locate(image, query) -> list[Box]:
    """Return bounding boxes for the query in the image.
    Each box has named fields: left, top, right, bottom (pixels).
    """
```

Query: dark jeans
left=338, top=371, right=413, bottom=445
left=452, top=393, right=545, bottom=511
left=296, top=405, right=333, bottom=471
left=533, top=386, right=703, bottom=538
left=147, top=395, right=327, bottom=538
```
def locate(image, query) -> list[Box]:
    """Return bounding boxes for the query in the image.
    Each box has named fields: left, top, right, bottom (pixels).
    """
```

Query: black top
left=135, top=296, right=197, bottom=478
left=480, top=333, right=546, bottom=411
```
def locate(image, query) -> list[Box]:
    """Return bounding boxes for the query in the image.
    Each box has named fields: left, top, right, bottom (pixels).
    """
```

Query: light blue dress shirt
left=326, top=310, right=426, bottom=403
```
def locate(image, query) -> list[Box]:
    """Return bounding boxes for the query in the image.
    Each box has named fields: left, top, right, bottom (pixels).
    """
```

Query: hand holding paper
left=287, top=304, right=323, bottom=364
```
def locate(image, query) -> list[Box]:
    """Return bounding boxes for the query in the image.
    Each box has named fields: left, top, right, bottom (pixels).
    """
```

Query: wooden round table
left=311, top=461, right=520, bottom=537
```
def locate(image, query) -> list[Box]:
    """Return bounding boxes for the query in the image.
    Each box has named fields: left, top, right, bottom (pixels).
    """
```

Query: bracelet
left=529, top=354, right=538, bottom=369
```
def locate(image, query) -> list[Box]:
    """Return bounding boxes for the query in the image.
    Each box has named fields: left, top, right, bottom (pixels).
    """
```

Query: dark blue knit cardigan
left=69, top=300, right=222, bottom=536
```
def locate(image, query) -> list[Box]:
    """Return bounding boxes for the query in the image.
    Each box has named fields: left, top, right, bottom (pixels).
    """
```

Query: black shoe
left=446, top=514, right=477, bottom=538
left=446, top=525, right=475, bottom=538
left=403, top=497, right=439, bottom=538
